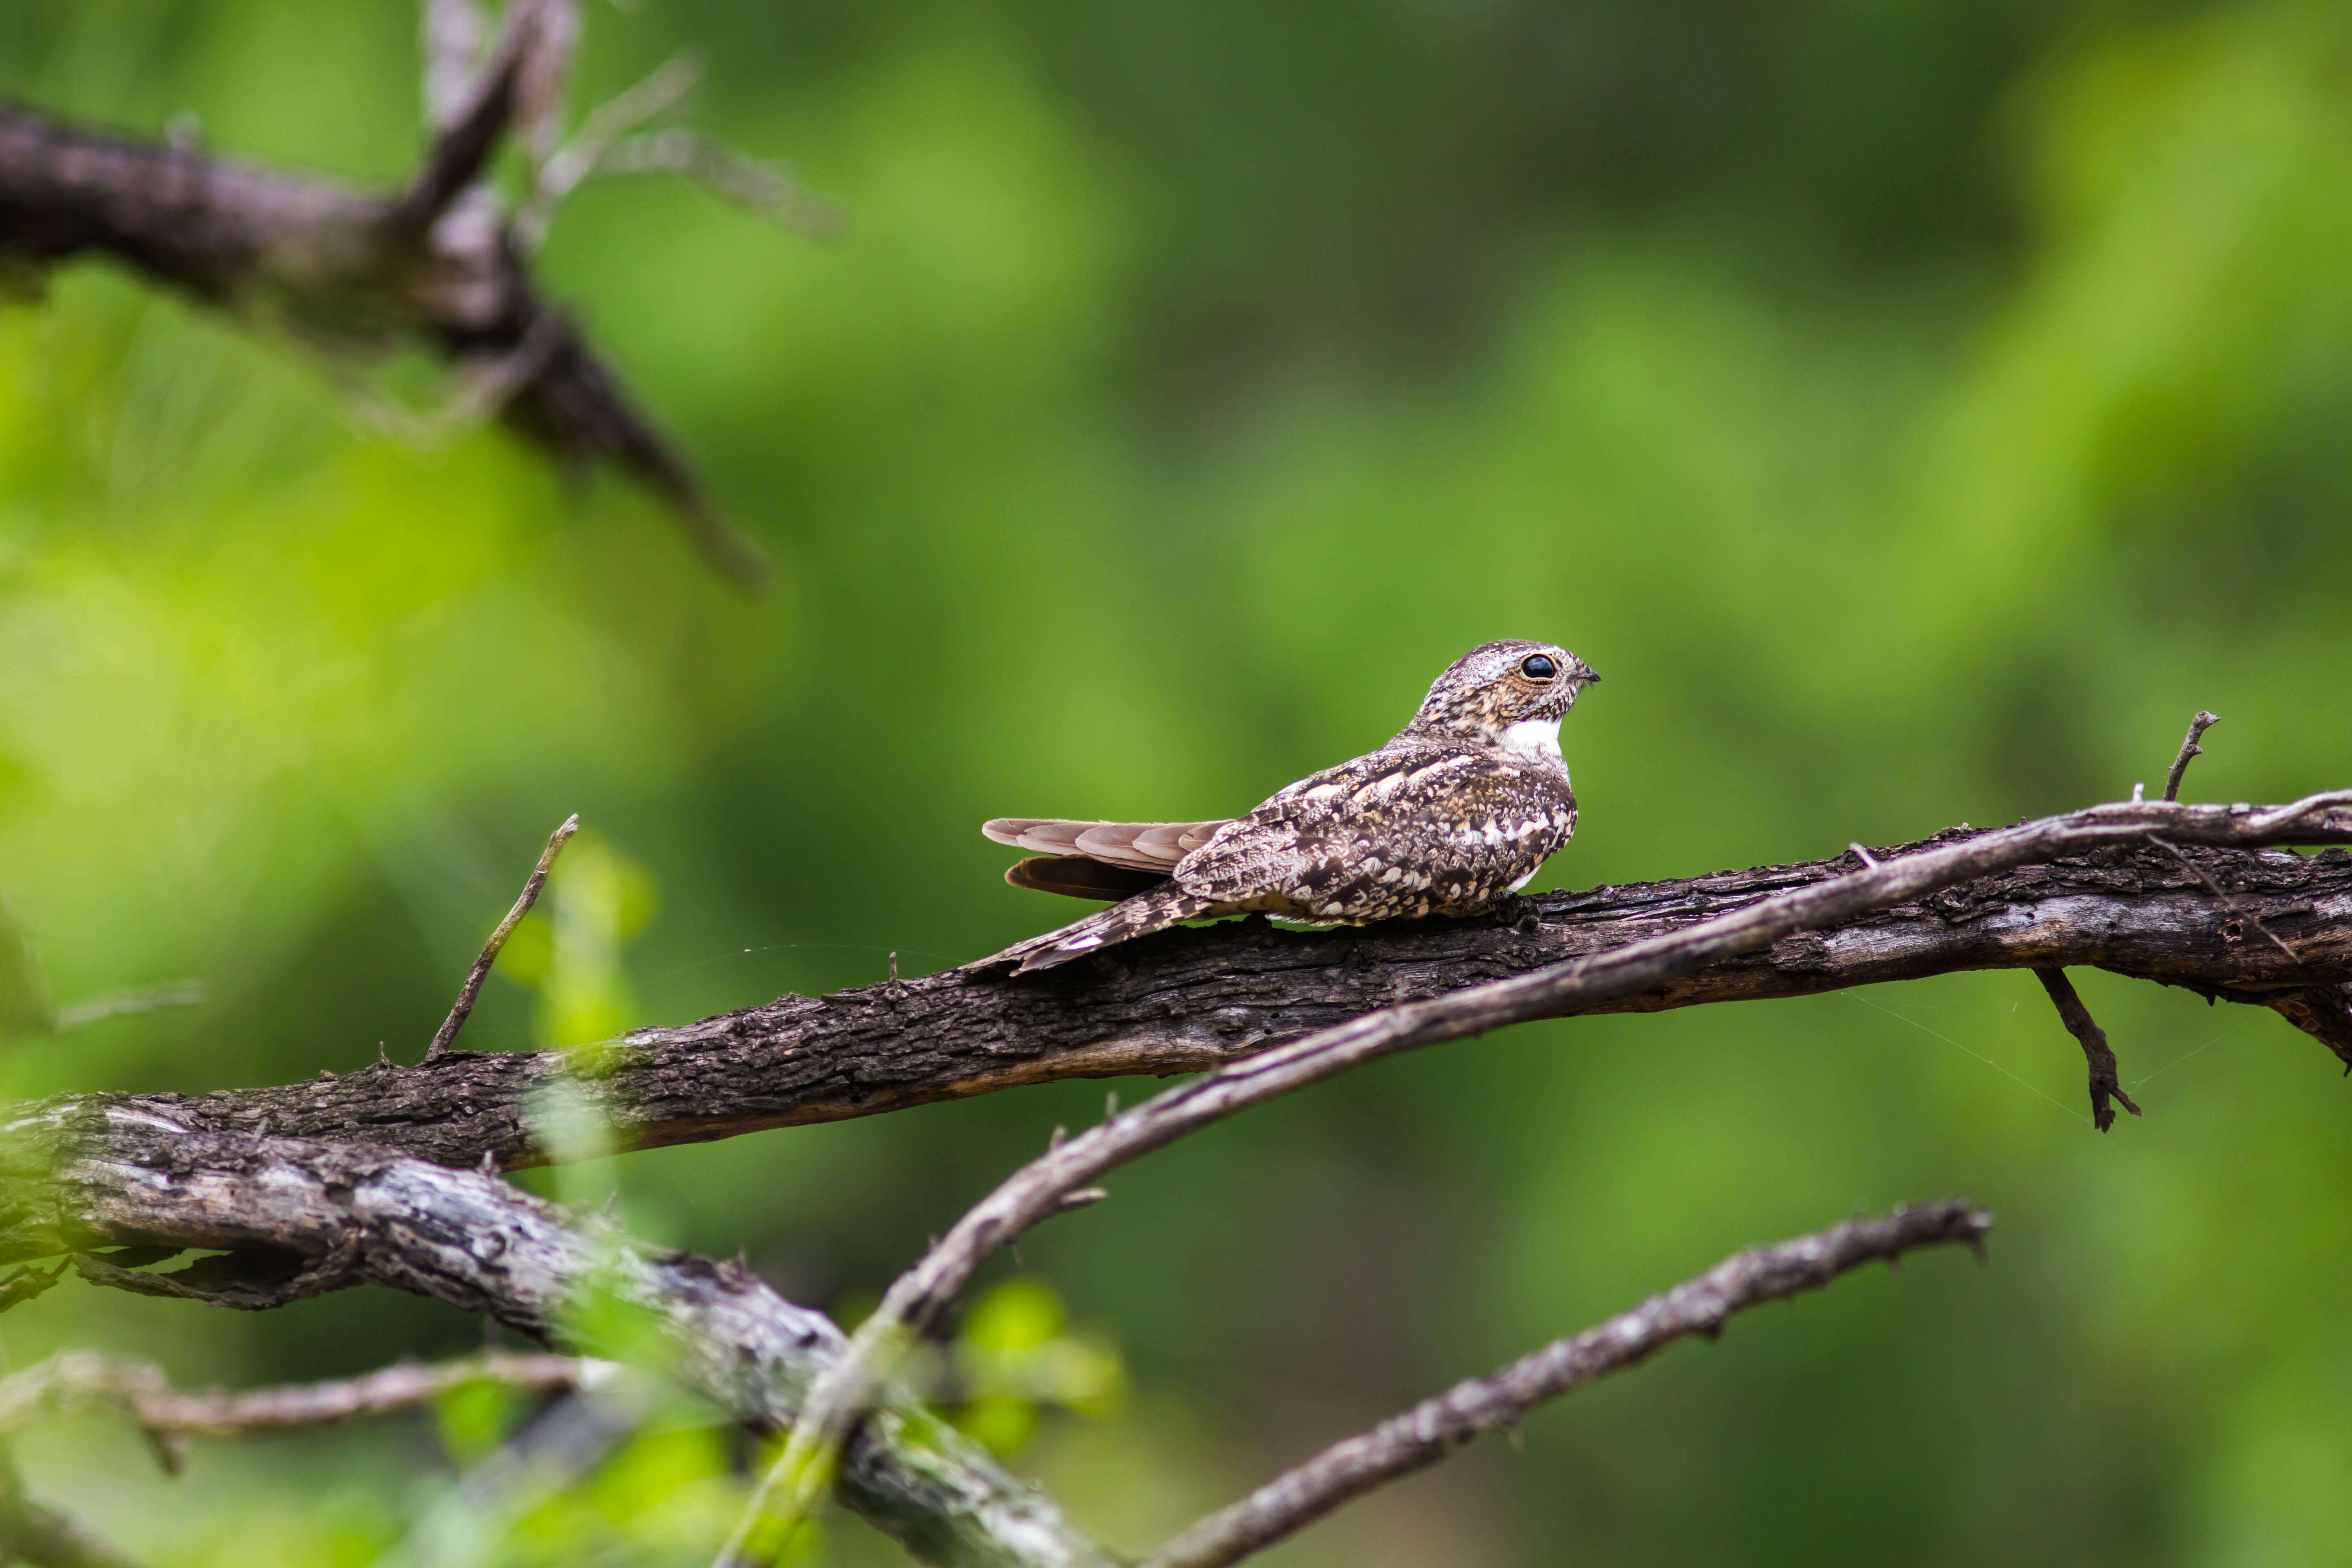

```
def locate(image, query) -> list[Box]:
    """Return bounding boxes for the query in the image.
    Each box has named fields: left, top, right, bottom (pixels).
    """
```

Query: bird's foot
left=1490, top=894, right=1544, bottom=935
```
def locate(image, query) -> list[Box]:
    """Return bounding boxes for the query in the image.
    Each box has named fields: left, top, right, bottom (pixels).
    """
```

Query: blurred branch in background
left=2, top=895, right=203, bottom=1042
left=0, top=1346, right=597, bottom=1472
left=0, top=1438, right=139, bottom=1568
left=0, top=0, right=824, bottom=586
left=1140, top=1202, right=1993, bottom=1568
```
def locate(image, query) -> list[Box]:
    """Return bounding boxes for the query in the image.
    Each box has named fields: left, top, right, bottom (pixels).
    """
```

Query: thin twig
left=420, top=0, right=491, bottom=131
left=394, top=0, right=542, bottom=234
left=578, top=131, right=844, bottom=234
left=516, top=52, right=702, bottom=248
left=2032, top=969, right=2142, bottom=1132
left=1140, top=1201, right=1992, bottom=1568
left=725, top=793, right=2352, bottom=1562
left=0, top=1264, right=62, bottom=1313
left=374, top=1370, right=660, bottom=1568
left=426, top=815, right=579, bottom=1061
left=50, top=982, right=208, bottom=1032
left=2164, top=711, right=2221, bottom=802
left=0, top=1350, right=598, bottom=1473
left=342, top=309, right=572, bottom=443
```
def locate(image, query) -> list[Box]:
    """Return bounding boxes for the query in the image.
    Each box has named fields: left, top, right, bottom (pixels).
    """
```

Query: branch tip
left=2034, top=968, right=2140, bottom=1132
left=2163, top=711, right=2221, bottom=802
left=425, top=813, right=580, bottom=1061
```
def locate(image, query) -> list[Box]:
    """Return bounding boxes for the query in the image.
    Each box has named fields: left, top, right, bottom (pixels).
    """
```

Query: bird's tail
left=977, top=884, right=1221, bottom=974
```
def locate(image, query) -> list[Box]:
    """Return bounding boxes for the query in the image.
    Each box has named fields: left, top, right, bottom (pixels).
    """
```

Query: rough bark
left=8, top=802, right=2349, bottom=1568
left=739, top=794, right=2352, bottom=1540
left=2, top=1109, right=1109, bottom=1568
left=23, top=828, right=2349, bottom=1177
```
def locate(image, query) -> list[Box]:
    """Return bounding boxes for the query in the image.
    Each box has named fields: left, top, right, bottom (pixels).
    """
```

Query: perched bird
left=979, top=639, right=1599, bottom=973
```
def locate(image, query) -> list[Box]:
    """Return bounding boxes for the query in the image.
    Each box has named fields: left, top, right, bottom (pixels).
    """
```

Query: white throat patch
left=1494, top=717, right=1563, bottom=763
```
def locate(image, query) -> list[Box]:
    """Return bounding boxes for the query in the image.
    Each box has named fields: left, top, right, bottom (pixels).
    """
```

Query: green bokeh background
left=4, top=0, right=2351, bottom=1562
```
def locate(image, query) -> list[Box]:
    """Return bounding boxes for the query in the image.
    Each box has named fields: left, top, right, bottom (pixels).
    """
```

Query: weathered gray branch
left=1140, top=1200, right=1993, bottom=1568
left=21, top=803, right=2348, bottom=1191
left=5, top=1113, right=1111, bottom=1568
left=0, top=0, right=770, bottom=582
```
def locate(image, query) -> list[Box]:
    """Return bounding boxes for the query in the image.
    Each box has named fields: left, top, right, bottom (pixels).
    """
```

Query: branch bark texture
left=0, top=1110, right=1111, bottom=1568
left=23, top=808, right=2351, bottom=1182
left=739, top=795, right=2352, bottom=1555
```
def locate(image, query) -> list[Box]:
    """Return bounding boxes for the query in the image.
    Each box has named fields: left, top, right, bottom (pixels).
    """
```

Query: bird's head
left=1404, top=639, right=1599, bottom=755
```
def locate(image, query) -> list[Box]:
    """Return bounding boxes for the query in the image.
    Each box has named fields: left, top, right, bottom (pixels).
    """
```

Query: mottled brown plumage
left=979, top=639, right=1599, bottom=973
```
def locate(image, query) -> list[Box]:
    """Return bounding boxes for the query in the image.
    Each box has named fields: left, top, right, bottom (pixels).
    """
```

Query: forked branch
left=0, top=0, right=794, bottom=583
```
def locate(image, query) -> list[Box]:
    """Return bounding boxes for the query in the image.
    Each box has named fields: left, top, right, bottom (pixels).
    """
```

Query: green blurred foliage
left=946, top=1276, right=1127, bottom=1454
left=2, top=0, right=2351, bottom=1564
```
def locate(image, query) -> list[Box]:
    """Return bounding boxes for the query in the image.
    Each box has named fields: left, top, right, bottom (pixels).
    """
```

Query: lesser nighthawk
left=979, top=639, right=1599, bottom=972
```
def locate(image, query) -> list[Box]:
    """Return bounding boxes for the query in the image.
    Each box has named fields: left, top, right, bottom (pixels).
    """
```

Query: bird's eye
left=1519, top=654, right=1558, bottom=682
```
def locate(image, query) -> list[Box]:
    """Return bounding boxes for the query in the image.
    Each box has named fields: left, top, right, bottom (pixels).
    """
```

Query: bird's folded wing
left=1004, top=855, right=1172, bottom=901
left=982, top=817, right=1234, bottom=872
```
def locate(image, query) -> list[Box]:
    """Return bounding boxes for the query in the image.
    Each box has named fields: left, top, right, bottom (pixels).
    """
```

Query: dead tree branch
left=0, top=1, right=785, bottom=583
left=13, top=798, right=2352, bottom=1186
left=2032, top=969, right=2141, bottom=1131
left=1140, top=1201, right=1992, bottom=1568
left=8, top=795, right=2349, bottom=1561
left=739, top=794, right=2352, bottom=1550
left=2, top=1112, right=1112, bottom=1568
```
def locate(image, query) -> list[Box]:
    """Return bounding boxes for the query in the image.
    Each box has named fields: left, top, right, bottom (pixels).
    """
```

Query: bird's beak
left=1580, top=667, right=1600, bottom=684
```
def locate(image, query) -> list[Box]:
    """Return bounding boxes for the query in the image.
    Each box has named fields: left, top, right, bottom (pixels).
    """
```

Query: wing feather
left=982, top=817, right=1236, bottom=873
